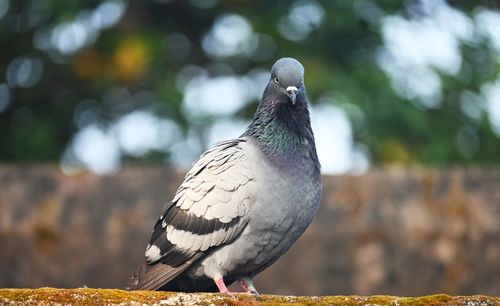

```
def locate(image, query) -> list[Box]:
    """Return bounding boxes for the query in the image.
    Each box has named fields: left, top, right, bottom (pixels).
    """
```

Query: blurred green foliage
left=0, top=0, right=499, bottom=169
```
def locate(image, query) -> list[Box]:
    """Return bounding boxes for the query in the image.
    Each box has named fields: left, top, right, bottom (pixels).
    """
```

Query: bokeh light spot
left=64, top=125, right=121, bottom=175
left=311, top=102, right=369, bottom=174
left=279, top=0, right=325, bottom=42
left=0, top=83, right=12, bottom=113
left=0, top=0, right=9, bottom=21
left=111, top=111, right=180, bottom=156
left=166, top=33, right=191, bottom=62
left=90, top=0, right=126, bottom=30
left=481, top=80, right=500, bottom=137
left=112, top=38, right=149, bottom=82
left=202, top=14, right=254, bottom=58
left=6, top=56, right=44, bottom=88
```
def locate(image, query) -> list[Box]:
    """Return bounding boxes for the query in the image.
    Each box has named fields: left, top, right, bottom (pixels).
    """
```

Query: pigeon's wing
left=130, top=138, right=253, bottom=290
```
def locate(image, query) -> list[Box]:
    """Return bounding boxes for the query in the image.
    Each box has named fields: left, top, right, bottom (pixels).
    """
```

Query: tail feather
left=128, top=254, right=203, bottom=291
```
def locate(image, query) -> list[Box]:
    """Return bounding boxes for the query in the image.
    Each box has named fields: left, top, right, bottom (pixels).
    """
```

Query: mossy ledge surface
left=0, top=288, right=498, bottom=306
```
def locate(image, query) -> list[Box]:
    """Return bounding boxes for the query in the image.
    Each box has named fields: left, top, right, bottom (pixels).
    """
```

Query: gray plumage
left=128, top=57, right=322, bottom=293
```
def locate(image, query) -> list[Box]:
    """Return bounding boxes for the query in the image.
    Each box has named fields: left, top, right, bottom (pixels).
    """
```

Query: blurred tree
left=0, top=0, right=499, bottom=173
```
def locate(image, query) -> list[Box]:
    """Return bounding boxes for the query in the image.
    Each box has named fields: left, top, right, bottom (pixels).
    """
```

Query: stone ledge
left=0, top=288, right=498, bottom=305
left=1, top=166, right=499, bottom=294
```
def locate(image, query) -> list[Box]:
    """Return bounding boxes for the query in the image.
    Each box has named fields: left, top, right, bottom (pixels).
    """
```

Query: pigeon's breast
left=225, top=137, right=322, bottom=275
left=252, top=141, right=321, bottom=250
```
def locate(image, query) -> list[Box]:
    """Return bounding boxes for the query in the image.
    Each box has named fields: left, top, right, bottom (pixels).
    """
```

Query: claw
left=239, top=277, right=259, bottom=295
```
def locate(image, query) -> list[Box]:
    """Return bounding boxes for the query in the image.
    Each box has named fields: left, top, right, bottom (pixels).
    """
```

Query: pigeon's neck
left=243, top=94, right=320, bottom=171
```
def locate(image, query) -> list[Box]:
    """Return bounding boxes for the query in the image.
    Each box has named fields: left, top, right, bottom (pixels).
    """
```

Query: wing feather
left=129, top=254, right=204, bottom=290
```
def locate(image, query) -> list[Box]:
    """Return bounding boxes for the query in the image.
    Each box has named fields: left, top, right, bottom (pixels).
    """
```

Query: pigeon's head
left=268, top=57, right=305, bottom=105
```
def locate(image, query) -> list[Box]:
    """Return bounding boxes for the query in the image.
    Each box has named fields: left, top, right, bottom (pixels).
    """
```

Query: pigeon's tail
left=127, top=255, right=202, bottom=291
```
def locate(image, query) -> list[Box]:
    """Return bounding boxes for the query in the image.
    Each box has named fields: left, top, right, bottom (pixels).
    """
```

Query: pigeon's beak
left=286, top=86, right=298, bottom=105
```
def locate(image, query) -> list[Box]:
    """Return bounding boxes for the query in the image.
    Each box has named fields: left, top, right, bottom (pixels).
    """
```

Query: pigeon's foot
left=213, top=274, right=232, bottom=294
left=239, top=277, right=259, bottom=295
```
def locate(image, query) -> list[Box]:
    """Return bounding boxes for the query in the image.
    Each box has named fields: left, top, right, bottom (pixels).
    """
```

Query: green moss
left=395, top=294, right=453, bottom=306
left=0, top=288, right=172, bottom=305
left=0, top=288, right=498, bottom=306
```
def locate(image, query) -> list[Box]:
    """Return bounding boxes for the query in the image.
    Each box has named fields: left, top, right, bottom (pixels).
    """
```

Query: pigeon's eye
left=300, top=79, right=304, bottom=85
left=274, top=77, right=279, bottom=84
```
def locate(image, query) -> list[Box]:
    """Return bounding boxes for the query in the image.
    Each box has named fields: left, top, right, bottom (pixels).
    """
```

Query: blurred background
left=0, top=0, right=499, bottom=297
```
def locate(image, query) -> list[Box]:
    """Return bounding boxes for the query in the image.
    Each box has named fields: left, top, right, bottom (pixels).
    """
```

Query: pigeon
left=128, top=57, right=322, bottom=294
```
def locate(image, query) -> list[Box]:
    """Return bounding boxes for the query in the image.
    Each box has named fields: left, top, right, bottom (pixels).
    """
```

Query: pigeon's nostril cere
left=286, top=86, right=298, bottom=94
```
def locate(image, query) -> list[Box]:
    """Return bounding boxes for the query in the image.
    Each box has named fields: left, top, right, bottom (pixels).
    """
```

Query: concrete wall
left=0, top=165, right=498, bottom=296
